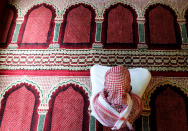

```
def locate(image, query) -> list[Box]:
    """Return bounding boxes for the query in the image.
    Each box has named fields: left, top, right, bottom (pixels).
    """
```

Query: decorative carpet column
left=92, top=18, right=103, bottom=49
left=178, top=19, right=188, bottom=49
left=37, top=105, right=48, bottom=131
left=137, top=17, right=148, bottom=49
left=48, top=17, right=62, bottom=49
left=89, top=112, right=96, bottom=131
left=37, top=114, right=46, bottom=131
left=141, top=109, right=151, bottom=131
left=8, top=17, right=23, bottom=49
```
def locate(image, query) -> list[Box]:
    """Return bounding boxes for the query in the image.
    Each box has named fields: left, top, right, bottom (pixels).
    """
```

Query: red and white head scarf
left=91, top=66, right=143, bottom=130
left=102, top=65, right=131, bottom=112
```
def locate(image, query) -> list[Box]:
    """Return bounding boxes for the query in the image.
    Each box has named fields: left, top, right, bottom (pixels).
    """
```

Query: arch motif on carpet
left=0, top=82, right=40, bottom=131
left=102, top=3, right=138, bottom=49
left=142, top=80, right=188, bottom=112
left=17, top=3, right=56, bottom=49
left=44, top=83, right=90, bottom=131
left=145, top=3, right=182, bottom=49
left=148, top=84, right=188, bottom=131
left=59, top=3, right=96, bottom=49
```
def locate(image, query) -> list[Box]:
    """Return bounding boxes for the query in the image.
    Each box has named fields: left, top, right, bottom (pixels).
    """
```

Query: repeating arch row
left=0, top=80, right=91, bottom=103
left=8, top=0, right=188, bottom=18
left=0, top=82, right=90, bottom=130
left=1, top=2, right=188, bottom=49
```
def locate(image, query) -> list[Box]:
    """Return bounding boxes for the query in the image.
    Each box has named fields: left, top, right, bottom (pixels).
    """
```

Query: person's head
left=102, top=65, right=132, bottom=112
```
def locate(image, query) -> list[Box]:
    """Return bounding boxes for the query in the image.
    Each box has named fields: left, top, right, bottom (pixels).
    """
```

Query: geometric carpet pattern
left=0, top=49, right=187, bottom=72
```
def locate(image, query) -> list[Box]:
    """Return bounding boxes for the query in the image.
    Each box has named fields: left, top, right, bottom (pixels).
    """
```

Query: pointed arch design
left=59, top=3, right=96, bottom=49
left=0, top=4, right=17, bottom=48
left=102, top=3, right=138, bottom=49
left=0, top=82, right=40, bottom=131
left=142, top=80, right=188, bottom=110
left=145, top=3, right=182, bottom=49
left=0, top=79, right=43, bottom=104
left=17, top=3, right=56, bottom=49
left=44, top=83, right=90, bottom=131
left=47, top=79, right=91, bottom=102
left=101, top=1, right=140, bottom=17
left=149, top=84, right=188, bottom=131
left=9, top=1, right=58, bottom=17
left=142, top=1, right=180, bottom=18
left=60, top=1, right=98, bottom=17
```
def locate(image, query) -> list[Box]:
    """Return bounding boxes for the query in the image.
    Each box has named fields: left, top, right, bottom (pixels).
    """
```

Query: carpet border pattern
left=0, top=49, right=187, bottom=71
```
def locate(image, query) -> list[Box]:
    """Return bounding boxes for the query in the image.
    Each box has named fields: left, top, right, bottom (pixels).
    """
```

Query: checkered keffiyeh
left=101, top=65, right=131, bottom=112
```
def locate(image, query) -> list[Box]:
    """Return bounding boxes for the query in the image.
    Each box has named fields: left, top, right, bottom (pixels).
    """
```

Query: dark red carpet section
left=150, top=85, right=188, bottom=131
left=18, top=4, right=56, bottom=49
left=59, top=4, right=95, bottom=49
left=0, top=5, right=17, bottom=48
left=0, top=0, right=7, bottom=21
left=145, top=4, right=181, bottom=49
left=149, top=6, right=176, bottom=44
left=44, top=83, right=89, bottom=131
left=0, top=7, right=14, bottom=43
left=63, top=5, right=91, bottom=43
left=0, top=83, right=40, bottom=131
left=185, top=9, right=188, bottom=38
left=102, top=3, right=138, bottom=49
left=107, top=5, right=133, bottom=43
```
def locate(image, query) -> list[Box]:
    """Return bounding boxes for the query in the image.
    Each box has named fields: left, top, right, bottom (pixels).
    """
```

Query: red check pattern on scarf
left=102, top=66, right=131, bottom=112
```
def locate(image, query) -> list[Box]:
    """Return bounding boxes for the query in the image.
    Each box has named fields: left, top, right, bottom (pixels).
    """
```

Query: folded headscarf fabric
left=90, top=65, right=144, bottom=130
